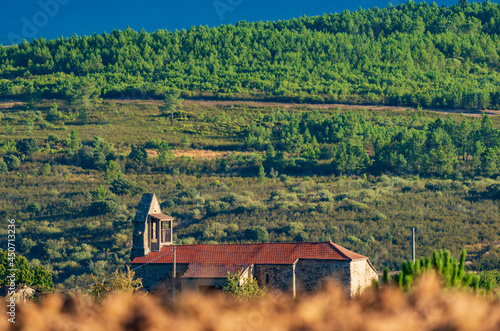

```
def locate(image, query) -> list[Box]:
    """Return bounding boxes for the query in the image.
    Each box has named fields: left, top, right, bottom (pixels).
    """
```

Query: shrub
left=0, top=159, right=7, bottom=173
left=226, top=223, right=239, bottom=233
left=180, top=237, right=195, bottom=245
left=104, top=161, right=123, bottom=182
left=341, top=199, right=369, bottom=211
left=41, top=163, right=51, bottom=175
left=110, top=177, right=144, bottom=195
left=92, top=150, right=107, bottom=170
left=244, top=226, right=269, bottom=242
left=4, top=154, right=20, bottom=170
left=285, top=222, right=305, bottom=236
left=246, top=201, right=267, bottom=211
left=90, top=266, right=142, bottom=300
left=202, top=222, right=227, bottom=240
left=257, top=164, right=265, bottom=181
left=485, top=184, right=500, bottom=199
left=113, top=233, right=129, bottom=247
left=206, top=201, right=230, bottom=214
left=128, top=144, right=147, bottom=163
left=195, top=196, right=205, bottom=206
left=347, top=236, right=363, bottom=244
left=181, top=136, right=190, bottom=148
left=294, top=231, right=309, bottom=242
left=89, top=199, right=119, bottom=215
left=317, top=189, right=335, bottom=201
left=222, top=269, right=267, bottom=301
left=27, top=202, right=41, bottom=214
left=16, top=137, right=40, bottom=156
left=89, top=186, right=120, bottom=215
left=39, top=121, right=57, bottom=130
left=85, top=221, right=101, bottom=231
left=475, top=270, right=500, bottom=291
left=20, top=238, right=36, bottom=253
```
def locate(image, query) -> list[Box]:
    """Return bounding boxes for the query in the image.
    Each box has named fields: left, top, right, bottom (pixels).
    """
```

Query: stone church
left=131, top=193, right=378, bottom=296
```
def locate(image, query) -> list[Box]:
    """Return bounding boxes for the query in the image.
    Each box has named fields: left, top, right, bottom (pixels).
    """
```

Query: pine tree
left=47, top=102, right=61, bottom=123
left=258, top=165, right=266, bottom=182
left=104, top=160, right=123, bottom=183
left=69, top=129, right=81, bottom=151
left=161, top=89, right=183, bottom=126
left=128, top=144, right=148, bottom=163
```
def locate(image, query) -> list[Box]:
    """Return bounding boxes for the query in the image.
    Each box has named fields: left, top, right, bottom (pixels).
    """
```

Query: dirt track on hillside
left=3, top=99, right=498, bottom=117
left=146, top=149, right=239, bottom=159
left=110, top=99, right=500, bottom=117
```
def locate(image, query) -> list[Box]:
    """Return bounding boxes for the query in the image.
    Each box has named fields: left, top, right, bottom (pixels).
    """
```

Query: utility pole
left=172, top=246, right=176, bottom=300
left=412, top=228, right=415, bottom=263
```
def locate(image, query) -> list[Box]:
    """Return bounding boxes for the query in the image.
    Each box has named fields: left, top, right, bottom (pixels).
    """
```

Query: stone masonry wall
left=131, top=193, right=162, bottom=259
left=254, top=264, right=294, bottom=294
left=350, top=259, right=379, bottom=296
left=133, top=263, right=188, bottom=293
left=135, top=259, right=377, bottom=297
left=295, top=259, right=351, bottom=295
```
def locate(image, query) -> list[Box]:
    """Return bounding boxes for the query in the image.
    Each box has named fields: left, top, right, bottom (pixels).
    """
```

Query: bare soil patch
left=171, top=149, right=235, bottom=159
left=145, top=149, right=239, bottom=159
left=0, top=101, right=23, bottom=109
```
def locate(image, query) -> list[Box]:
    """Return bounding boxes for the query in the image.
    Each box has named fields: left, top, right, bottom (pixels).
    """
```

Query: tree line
left=1, top=1, right=500, bottom=109
left=245, top=109, right=500, bottom=178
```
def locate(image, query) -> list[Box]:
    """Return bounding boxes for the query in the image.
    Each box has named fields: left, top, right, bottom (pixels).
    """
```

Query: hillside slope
left=1, top=1, right=500, bottom=108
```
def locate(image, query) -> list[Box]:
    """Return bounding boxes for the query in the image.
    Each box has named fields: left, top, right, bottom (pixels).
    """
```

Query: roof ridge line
left=170, top=241, right=333, bottom=248
left=328, top=241, right=352, bottom=260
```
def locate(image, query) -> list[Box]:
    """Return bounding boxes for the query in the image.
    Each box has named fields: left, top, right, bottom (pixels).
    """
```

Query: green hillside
left=2, top=1, right=500, bottom=108
left=1, top=100, right=500, bottom=289
left=1, top=1, right=500, bottom=290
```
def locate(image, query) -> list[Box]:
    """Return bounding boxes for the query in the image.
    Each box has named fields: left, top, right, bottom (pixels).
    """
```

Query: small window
left=265, top=274, right=270, bottom=285
left=151, top=220, right=157, bottom=240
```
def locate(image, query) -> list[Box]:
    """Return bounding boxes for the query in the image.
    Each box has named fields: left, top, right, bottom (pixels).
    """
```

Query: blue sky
left=0, top=0, right=475, bottom=45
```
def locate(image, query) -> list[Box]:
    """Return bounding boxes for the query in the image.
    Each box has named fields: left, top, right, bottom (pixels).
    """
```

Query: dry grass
left=146, top=148, right=248, bottom=159
left=0, top=102, right=23, bottom=110
left=171, top=150, right=236, bottom=159
left=3, top=274, right=500, bottom=331
left=111, top=99, right=500, bottom=117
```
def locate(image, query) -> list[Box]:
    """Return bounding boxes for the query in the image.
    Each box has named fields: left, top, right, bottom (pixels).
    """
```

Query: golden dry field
left=2, top=274, right=499, bottom=331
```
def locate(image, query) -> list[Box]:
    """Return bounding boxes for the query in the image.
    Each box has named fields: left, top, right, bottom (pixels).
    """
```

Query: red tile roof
left=182, top=263, right=252, bottom=278
left=131, top=241, right=367, bottom=266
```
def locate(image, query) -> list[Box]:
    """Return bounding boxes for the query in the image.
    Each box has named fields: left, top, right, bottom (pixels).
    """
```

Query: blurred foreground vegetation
left=4, top=272, right=500, bottom=331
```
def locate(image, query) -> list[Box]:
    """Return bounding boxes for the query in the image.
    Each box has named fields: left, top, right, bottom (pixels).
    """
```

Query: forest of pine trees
left=1, top=1, right=500, bottom=109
